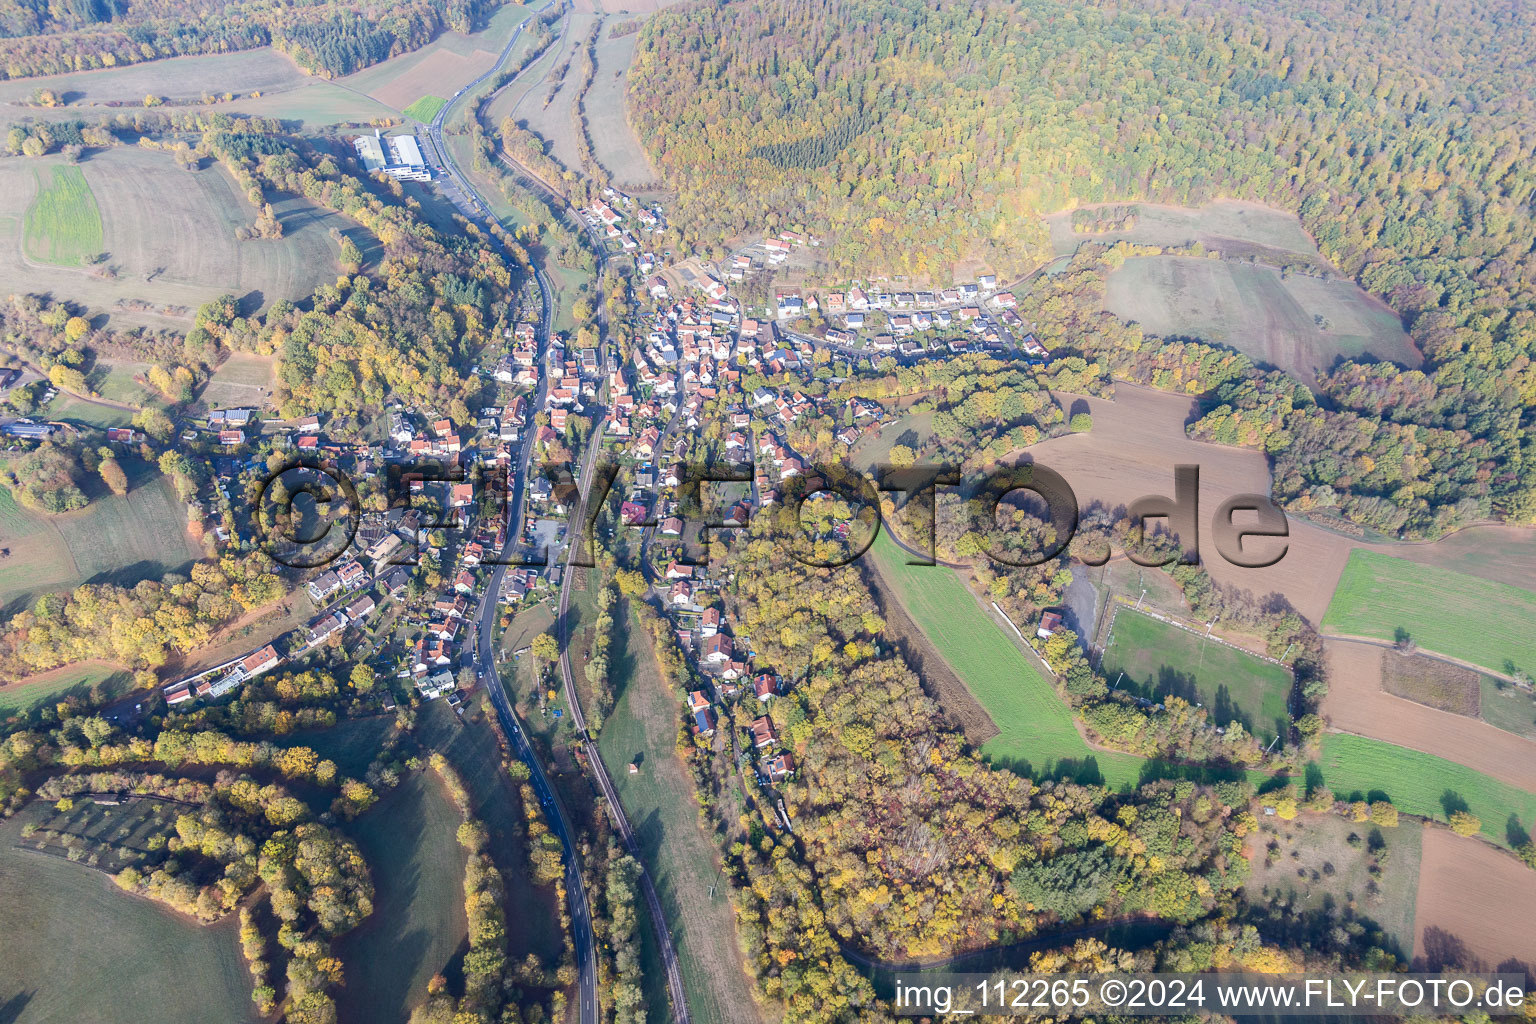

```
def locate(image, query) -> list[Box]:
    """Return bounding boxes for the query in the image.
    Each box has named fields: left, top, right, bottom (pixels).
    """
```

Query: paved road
left=432, top=14, right=690, bottom=1023
left=424, top=12, right=601, bottom=1024
left=471, top=562, right=597, bottom=1024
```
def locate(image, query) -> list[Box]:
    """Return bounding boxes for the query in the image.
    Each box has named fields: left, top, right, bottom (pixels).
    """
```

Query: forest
left=615, top=518, right=1402, bottom=1024
left=0, top=0, right=507, bottom=79
left=631, top=0, right=1536, bottom=538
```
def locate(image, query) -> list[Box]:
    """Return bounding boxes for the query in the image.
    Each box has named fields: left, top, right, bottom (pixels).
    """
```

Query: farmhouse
left=1037, top=611, right=1063, bottom=639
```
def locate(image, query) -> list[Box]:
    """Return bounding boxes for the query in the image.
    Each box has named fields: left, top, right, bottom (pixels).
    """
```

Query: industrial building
left=353, top=130, right=431, bottom=182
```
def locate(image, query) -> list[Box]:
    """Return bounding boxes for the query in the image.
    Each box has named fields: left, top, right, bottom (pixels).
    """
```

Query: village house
left=241, top=645, right=281, bottom=679
left=766, top=751, right=795, bottom=782
left=701, top=633, right=733, bottom=665
left=750, top=715, right=778, bottom=749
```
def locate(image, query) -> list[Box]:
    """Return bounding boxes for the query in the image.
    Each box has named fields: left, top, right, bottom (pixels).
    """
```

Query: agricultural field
left=200, top=353, right=278, bottom=411
left=0, top=48, right=308, bottom=111
left=1379, top=651, right=1486, bottom=717
left=0, top=662, right=132, bottom=716
left=595, top=608, right=763, bottom=1024
left=403, top=95, right=448, bottom=121
left=342, top=3, right=533, bottom=114
left=223, top=83, right=397, bottom=127
left=1414, top=827, right=1536, bottom=973
left=586, top=26, right=659, bottom=184
left=1025, top=385, right=1359, bottom=624
left=23, top=164, right=103, bottom=266
left=867, top=529, right=1147, bottom=788
left=0, top=458, right=201, bottom=618
left=1101, top=607, right=1293, bottom=744
left=1368, top=524, right=1536, bottom=593
left=1321, top=549, right=1536, bottom=679
left=483, top=15, right=569, bottom=131
left=1322, top=641, right=1536, bottom=795
left=514, top=11, right=598, bottom=174
left=1311, top=733, right=1536, bottom=848
left=1243, top=812, right=1422, bottom=960
left=0, top=812, right=258, bottom=1024
left=0, top=149, right=348, bottom=329
left=1103, top=254, right=1419, bottom=383
left=335, top=770, right=469, bottom=1024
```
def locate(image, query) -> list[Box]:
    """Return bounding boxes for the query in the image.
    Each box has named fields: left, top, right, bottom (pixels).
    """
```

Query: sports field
left=403, top=94, right=448, bottom=121
left=1312, top=733, right=1536, bottom=847
left=24, top=165, right=103, bottom=266
left=867, top=530, right=1146, bottom=788
left=1102, top=607, right=1293, bottom=743
left=1321, top=549, right=1536, bottom=678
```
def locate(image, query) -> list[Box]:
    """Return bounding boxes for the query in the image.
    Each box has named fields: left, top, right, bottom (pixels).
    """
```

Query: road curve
left=431, top=11, right=690, bottom=1023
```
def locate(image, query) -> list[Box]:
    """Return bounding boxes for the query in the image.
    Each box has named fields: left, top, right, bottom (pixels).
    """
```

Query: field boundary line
left=1321, top=631, right=1524, bottom=687
left=988, top=601, right=1059, bottom=678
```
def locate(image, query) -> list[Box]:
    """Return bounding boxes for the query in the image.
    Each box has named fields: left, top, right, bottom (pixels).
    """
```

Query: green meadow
left=403, top=94, right=448, bottom=121
left=1312, top=733, right=1536, bottom=847
left=24, top=165, right=103, bottom=266
left=1322, top=549, right=1536, bottom=677
left=868, top=530, right=1147, bottom=788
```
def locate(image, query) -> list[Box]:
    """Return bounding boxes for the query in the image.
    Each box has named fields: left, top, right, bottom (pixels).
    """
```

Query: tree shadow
left=1304, top=762, right=1325, bottom=794
left=1439, top=790, right=1470, bottom=818
left=1505, top=814, right=1530, bottom=849
left=1414, top=926, right=1477, bottom=971
left=236, top=290, right=265, bottom=317
left=0, top=991, right=33, bottom=1024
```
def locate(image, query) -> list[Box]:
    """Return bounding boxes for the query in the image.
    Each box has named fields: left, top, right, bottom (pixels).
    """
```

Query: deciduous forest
left=0, top=0, right=507, bottom=79
left=631, top=0, right=1536, bottom=537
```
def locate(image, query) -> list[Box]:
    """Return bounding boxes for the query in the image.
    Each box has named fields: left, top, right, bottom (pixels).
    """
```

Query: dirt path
left=1323, top=632, right=1522, bottom=685
left=1323, top=640, right=1536, bottom=794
